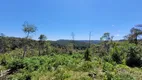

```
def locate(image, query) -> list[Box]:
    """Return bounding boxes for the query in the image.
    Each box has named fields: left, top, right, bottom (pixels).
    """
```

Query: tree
left=124, top=24, right=142, bottom=44
left=71, top=32, right=75, bottom=49
left=83, top=32, right=92, bottom=61
left=100, top=32, right=111, bottom=41
left=0, top=33, right=5, bottom=37
left=100, top=32, right=113, bottom=53
left=89, top=32, right=92, bottom=48
left=38, top=34, right=47, bottom=56
left=130, top=28, right=141, bottom=44
left=125, top=27, right=142, bottom=44
left=22, top=22, right=37, bottom=58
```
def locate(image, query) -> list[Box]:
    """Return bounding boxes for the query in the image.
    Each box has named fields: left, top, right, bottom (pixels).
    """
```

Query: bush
left=8, top=72, right=31, bottom=80
left=84, top=48, right=91, bottom=61
left=103, top=56, right=113, bottom=63
left=0, top=57, right=7, bottom=66
left=126, top=45, right=142, bottom=67
left=8, top=59, right=25, bottom=73
left=103, top=62, right=114, bottom=72
left=108, top=45, right=125, bottom=64
left=77, top=61, right=96, bottom=72
left=105, top=72, right=134, bottom=80
left=54, top=66, right=71, bottom=80
left=79, top=76, right=92, bottom=80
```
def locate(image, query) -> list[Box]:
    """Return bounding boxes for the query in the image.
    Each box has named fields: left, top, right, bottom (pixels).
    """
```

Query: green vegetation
left=0, top=22, right=142, bottom=80
left=0, top=52, right=142, bottom=80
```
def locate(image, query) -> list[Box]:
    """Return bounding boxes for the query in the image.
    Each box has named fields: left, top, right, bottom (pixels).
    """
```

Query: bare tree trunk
left=89, top=32, right=92, bottom=48
left=71, top=32, right=75, bottom=49
left=39, top=46, right=41, bottom=56
left=22, top=33, right=30, bottom=58
left=22, top=46, right=27, bottom=58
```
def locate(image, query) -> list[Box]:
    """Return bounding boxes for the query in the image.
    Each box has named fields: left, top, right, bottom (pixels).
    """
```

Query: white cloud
left=112, top=25, right=115, bottom=27
left=115, top=34, right=120, bottom=37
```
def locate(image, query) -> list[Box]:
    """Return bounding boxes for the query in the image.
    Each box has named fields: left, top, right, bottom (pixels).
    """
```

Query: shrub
left=103, top=55, right=113, bottom=63
left=109, top=46, right=124, bottom=64
left=79, top=76, right=92, bottom=80
left=103, top=62, right=114, bottom=72
left=8, top=72, right=31, bottom=80
left=54, top=66, right=71, bottom=80
left=77, top=61, right=96, bottom=72
left=84, top=48, right=91, bottom=61
left=0, top=57, right=7, bottom=66
left=126, top=45, right=142, bottom=67
left=23, top=58, right=41, bottom=72
left=7, top=59, right=25, bottom=73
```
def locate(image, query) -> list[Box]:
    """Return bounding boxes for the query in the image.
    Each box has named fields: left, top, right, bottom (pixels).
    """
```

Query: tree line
left=0, top=22, right=142, bottom=67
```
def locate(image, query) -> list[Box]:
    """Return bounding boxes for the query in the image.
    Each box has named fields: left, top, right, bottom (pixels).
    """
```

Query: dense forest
left=0, top=22, right=142, bottom=80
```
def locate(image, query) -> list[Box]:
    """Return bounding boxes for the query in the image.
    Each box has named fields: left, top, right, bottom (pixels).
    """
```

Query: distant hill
left=50, top=40, right=101, bottom=49
left=50, top=40, right=101, bottom=44
left=75, top=40, right=101, bottom=44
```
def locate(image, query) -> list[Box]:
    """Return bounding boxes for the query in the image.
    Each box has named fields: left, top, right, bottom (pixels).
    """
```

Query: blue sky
left=0, top=0, right=142, bottom=40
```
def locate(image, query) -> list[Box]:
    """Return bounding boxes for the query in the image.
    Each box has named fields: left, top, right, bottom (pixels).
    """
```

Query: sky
left=0, top=0, right=142, bottom=40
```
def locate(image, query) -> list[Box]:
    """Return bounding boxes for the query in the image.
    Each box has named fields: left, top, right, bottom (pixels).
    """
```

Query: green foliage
left=0, top=56, right=7, bottom=66
left=38, top=34, right=48, bottom=56
left=79, top=76, right=92, bottom=80
left=103, top=55, right=113, bottom=63
left=22, top=22, right=37, bottom=37
left=110, top=46, right=124, bottom=64
left=1, top=22, right=142, bottom=80
left=7, top=59, right=24, bottom=72
left=1, top=36, right=142, bottom=80
left=0, top=53, right=141, bottom=80
left=8, top=72, right=31, bottom=80
left=103, top=62, right=114, bottom=72
left=38, top=34, right=47, bottom=41
left=84, top=48, right=91, bottom=61
left=66, top=43, right=74, bottom=55
left=54, top=66, right=72, bottom=80
left=126, top=45, right=142, bottom=67
left=100, top=32, right=111, bottom=41
left=77, top=61, right=96, bottom=72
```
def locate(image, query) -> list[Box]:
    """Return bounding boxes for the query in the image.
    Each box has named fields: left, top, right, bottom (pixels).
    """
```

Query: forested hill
left=50, top=40, right=101, bottom=48
left=0, top=36, right=101, bottom=53
left=0, top=36, right=127, bottom=53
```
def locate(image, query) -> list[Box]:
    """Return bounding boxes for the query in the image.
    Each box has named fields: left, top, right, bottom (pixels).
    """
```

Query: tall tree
left=130, top=28, right=141, bottom=44
left=84, top=32, right=92, bottom=61
left=89, top=32, right=92, bottom=48
left=22, top=21, right=37, bottom=58
left=126, top=27, right=142, bottom=44
left=100, top=32, right=113, bottom=53
left=71, top=32, right=75, bottom=49
left=38, top=34, right=47, bottom=56
left=100, top=32, right=111, bottom=41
